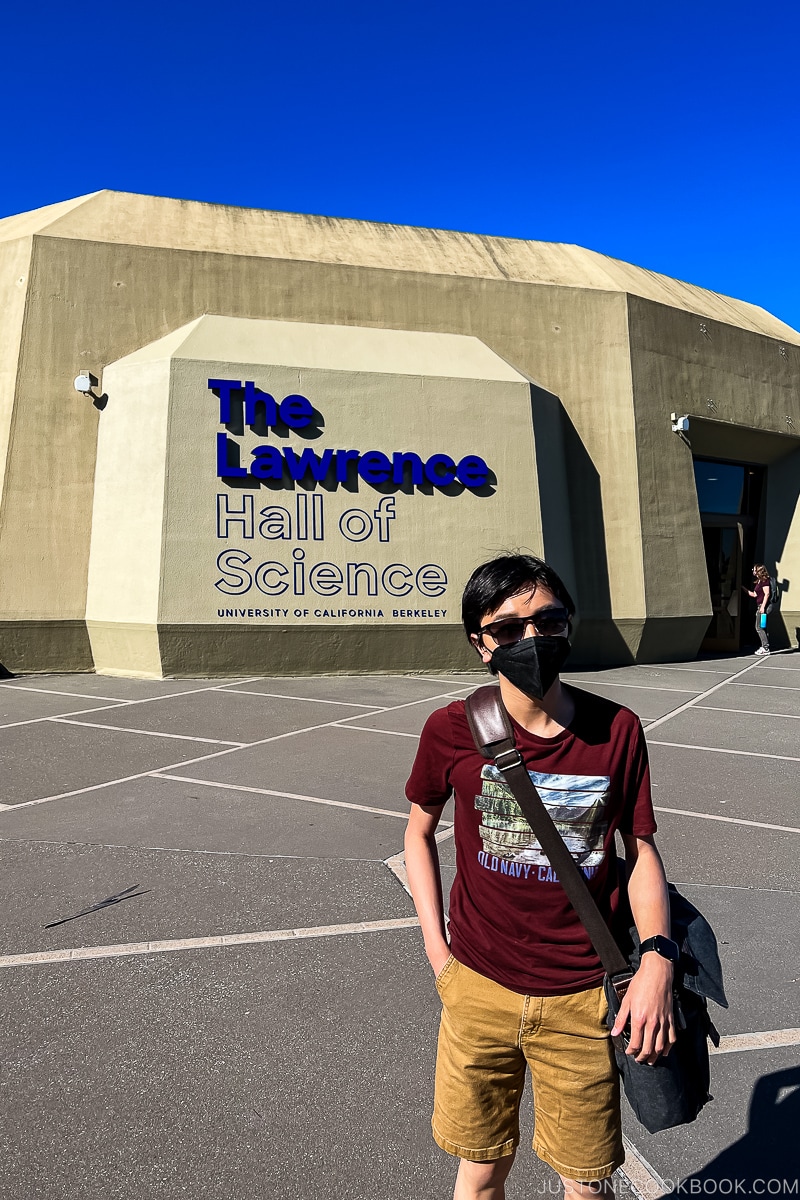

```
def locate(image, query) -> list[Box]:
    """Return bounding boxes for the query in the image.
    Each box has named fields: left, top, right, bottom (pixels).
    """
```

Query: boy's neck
left=498, top=677, right=574, bottom=737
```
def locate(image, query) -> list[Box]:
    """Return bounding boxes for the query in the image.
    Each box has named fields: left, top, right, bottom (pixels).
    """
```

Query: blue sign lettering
left=209, top=379, right=490, bottom=491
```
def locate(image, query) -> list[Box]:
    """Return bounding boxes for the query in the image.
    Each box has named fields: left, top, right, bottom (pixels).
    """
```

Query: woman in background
left=746, top=564, right=771, bottom=655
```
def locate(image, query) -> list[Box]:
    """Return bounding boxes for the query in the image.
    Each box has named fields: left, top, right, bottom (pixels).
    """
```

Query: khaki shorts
left=433, top=956, right=623, bottom=1179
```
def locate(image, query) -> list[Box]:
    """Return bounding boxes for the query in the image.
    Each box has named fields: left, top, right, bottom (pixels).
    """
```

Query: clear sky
left=2, top=0, right=798, bottom=330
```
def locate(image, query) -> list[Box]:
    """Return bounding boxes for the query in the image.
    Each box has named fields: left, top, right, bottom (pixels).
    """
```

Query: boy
left=405, top=554, right=676, bottom=1200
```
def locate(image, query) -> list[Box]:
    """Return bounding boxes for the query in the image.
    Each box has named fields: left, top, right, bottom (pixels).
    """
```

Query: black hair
left=461, top=553, right=576, bottom=639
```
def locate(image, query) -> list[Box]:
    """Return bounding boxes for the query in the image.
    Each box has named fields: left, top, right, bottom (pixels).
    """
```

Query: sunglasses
left=478, top=609, right=570, bottom=646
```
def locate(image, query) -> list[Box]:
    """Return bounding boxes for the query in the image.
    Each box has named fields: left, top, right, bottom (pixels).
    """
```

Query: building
left=0, top=190, right=797, bottom=677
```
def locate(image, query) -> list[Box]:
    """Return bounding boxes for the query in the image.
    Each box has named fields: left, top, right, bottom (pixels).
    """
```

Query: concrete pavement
left=0, top=653, right=798, bottom=1199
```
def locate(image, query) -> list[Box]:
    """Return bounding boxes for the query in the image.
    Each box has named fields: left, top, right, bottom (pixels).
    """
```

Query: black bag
left=607, top=883, right=726, bottom=1132
left=604, top=972, right=717, bottom=1133
left=465, top=685, right=728, bottom=1135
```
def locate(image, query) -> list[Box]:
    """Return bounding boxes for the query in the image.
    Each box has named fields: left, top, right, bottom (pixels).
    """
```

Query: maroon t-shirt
left=405, top=685, right=657, bottom=996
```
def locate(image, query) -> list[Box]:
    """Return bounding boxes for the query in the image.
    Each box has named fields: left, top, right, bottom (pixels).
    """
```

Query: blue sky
left=2, top=0, right=798, bottom=329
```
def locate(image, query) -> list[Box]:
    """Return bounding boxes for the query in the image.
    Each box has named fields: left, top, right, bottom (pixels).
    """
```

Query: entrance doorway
left=701, top=523, right=743, bottom=652
left=693, top=458, right=764, bottom=653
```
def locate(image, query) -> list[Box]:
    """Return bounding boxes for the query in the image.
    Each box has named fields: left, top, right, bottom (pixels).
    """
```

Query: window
left=693, top=460, right=745, bottom=514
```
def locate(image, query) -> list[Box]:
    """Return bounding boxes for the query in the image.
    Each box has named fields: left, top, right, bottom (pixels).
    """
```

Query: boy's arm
left=614, top=833, right=677, bottom=1065
left=404, top=803, right=451, bottom=977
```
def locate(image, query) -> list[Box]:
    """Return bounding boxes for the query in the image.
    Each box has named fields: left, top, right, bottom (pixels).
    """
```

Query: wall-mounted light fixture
left=74, top=371, right=98, bottom=394
left=73, top=371, right=107, bottom=409
left=671, top=413, right=690, bottom=434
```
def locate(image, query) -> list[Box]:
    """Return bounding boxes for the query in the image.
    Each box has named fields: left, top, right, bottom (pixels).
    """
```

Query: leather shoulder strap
left=464, top=684, right=511, bottom=756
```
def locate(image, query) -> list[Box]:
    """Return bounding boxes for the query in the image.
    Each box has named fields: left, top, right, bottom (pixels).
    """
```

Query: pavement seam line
left=649, top=739, right=800, bottom=763
left=218, top=688, right=383, bottom=709
left=333, top=724, right=420, bottom=739
left=692, top=704, right=800, bottom=720
left=710, top=1028, right=800, bottom=1054
left=153, top=772, right=432, bottom=821
left=47, top=718, right=247, bottom=746
left=643, top=655, right=783, bottom=734
left=620, top=1136, right=668, bottom=1200
left=0, top=683, right=134, bottom=703
left=1, top=686, right=463, bottom=812
left=565, top=680, right=700, bottom=694
left=670, top=880, right=800, bottom=895
left=0, top=835, right=389, bottom=862
left=412, top=676, right=484, bottom=687
left=653, top=805, right=800, bottom=833
left=0, top=917, right=422, bottom=968
left=748, top=665, right=800, bottom=672
left=385, top=850, right=411, bottom=894
left=385, top=824, right=454, bottom=896
left=633, top=665, right=735, bottom=675
left=0, top=701, right=134, bottom=731
left=736, top=681, right=800, bottom=692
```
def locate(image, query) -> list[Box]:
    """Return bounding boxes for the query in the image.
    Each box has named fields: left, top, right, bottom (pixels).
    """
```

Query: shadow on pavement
left=664, top=1065, right=800, bottom=1195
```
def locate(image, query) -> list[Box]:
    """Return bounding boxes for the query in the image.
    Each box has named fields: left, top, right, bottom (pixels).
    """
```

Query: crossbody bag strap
left=465, top=685, right=631, bottom=983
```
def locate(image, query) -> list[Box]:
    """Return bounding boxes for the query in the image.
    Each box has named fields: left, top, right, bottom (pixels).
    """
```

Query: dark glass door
left=694, top=457, right=764, bottom=654
left=701, top=524, right=743, bottom=652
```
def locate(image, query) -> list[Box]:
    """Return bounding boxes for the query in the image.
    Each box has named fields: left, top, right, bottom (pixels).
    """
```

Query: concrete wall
left=0, top=237, right=87, bottom=671
left=0, top=233, right=642, bottom=671
left=628, top=295, right=800, bottom=658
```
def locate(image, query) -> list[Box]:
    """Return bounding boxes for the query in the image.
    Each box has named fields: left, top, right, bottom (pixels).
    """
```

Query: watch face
left=655, top=936, right=679, bottom=960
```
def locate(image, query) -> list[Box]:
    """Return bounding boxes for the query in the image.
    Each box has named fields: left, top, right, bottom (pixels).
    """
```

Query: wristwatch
left=639, top=935, right=680, bottom=963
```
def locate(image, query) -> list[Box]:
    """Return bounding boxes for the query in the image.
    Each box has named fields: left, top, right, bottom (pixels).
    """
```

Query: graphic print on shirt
left=475, top=765, right=609, bottom=878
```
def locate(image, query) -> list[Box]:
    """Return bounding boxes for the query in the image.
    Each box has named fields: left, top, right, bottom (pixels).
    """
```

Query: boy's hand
left=611, top=955, right=676, bottom=1064
left=427, top=940, right=452, bottom=978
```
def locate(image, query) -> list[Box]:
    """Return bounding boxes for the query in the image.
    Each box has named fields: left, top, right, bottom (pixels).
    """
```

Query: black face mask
left=489, top=636, right=571, bottom=700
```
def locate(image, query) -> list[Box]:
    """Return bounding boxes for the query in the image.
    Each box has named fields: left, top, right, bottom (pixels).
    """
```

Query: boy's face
left=470, top=584, right=570, bottom=667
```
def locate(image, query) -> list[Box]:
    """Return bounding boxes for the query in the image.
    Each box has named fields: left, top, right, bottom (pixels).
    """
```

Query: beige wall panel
left=87, top=621, right=162, bottom=677
left=0, top=237, right=33, bottom=513
left=469, top=285, right=643, bottom=637
left=516, top=292, right=644, bottom=626
left=86, top=357, right=170, bottom=625
left=629, top=297, right=799, bottom=434
left=162, top=358, right=539, bottom=639
left=529, top=383, right=579, bottom=606
left=0, top=237, right=103, bottom=621
left=92, top=317, right=548, bottom=672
